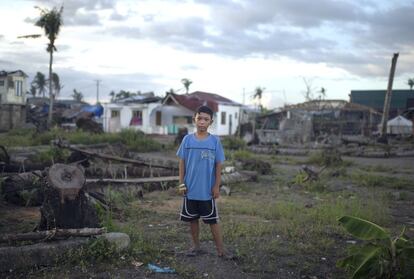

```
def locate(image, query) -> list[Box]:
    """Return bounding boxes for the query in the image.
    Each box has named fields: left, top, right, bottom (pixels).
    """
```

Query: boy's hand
left=212, top=185, right=220, bottom=199
left=177, top=183, right=187, bottom=195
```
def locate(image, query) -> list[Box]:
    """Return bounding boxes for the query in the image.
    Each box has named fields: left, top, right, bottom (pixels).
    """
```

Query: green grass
left=0, top=128, right=162, bottom=152
left=350, top=172, right=412, bottom=190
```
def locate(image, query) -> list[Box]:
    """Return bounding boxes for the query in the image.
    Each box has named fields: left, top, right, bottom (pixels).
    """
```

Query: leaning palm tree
left=50, top=72, right=63, bottom=98
left=181, top=78, right=192, bottom=94
left=408, top=78, right=414, bottom=90
left=35, top=6, right=63, bottom=127
left=32, top=72, right=47, bottom=97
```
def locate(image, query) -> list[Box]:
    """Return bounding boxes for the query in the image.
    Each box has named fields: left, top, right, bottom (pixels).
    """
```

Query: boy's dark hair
left=195, top=105, right=213, bottom=119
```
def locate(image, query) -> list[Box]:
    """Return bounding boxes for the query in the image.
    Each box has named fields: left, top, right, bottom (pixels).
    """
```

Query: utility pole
left=95, top=79, right=101, bottom=104
left=379, top=53, right=399, bottom=142
left=243, top=88, right=245, bottom=105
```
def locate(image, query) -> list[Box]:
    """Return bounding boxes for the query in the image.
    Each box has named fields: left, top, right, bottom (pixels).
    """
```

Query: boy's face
left=194, top=112, right=212, bottom=132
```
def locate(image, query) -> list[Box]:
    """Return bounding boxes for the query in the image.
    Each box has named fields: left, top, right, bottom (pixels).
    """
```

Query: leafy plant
left=221, top=136, right=246, bottom=150
left=232, top=149, right=252, bottom=161
left=337, top=215, right=414, bottom=279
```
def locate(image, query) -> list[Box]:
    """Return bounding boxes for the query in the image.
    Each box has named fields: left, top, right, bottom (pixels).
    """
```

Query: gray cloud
left=109, top=11, right=128, bottom=21
left=125, top=0, right=412, bottom=77
left=12, top=0, right=414, bottom=84
left=47, top=68, right=164, bottom=101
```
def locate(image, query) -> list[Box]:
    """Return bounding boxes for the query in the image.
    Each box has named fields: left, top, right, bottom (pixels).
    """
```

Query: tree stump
left=39, top=164, right=100, bottom=230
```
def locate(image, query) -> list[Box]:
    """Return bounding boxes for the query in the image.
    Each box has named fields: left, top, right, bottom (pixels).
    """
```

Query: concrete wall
left=0, top=104, right=26, bottom=131
left=0, top=75, right=27, bottom=105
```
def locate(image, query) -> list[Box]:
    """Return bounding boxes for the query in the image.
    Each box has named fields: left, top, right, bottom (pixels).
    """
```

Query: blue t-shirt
left=176, top=133, right=225, bottom=200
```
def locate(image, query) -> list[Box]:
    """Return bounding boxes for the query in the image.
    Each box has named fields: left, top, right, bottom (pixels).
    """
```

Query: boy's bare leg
left=190, top=220, right=200, bottom=249
left=210, top=223, right=224, bottom=255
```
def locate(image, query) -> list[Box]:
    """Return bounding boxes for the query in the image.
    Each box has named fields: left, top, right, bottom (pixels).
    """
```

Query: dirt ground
left=1, top=149, right=413, bottom=279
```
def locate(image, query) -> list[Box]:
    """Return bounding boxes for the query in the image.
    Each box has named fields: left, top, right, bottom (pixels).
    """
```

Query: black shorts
left=180, top=197, right=219, bottom=224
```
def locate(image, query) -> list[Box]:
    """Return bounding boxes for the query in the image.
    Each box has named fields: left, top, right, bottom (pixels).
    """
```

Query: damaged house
left=0, top=70, right=28, bottom=131
left=102, top=93, right=162, bottom=133
left=256, top=100, right=382, bottom=144
left=162, top=91, right=241, bottom=136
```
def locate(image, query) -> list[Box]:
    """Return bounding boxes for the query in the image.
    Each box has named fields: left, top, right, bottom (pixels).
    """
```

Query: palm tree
left=408, top=78, right=414, bottom=90
left=72, top=89, right=83, bottom=102
left=50, top=72, right=63, bottom=98
left=319, top=87, right=326, bottom=100
left=29, top=85, right=37, bottom=97
left=254, top=86, right=265, bottom=112
left=109, top=90, right=115, bottom=102
left=166, top=88, right=175, bottom=94
left=35, top=6, right=63, bottom=127
left=181, top=78, right=192, bottom=94
left=32, top=72, right=47, bottom=97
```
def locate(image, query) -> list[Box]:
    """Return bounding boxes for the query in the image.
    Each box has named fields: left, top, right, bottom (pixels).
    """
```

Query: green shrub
left=232, top=149, right=253, bottom=161
left=31, top=147, right=70, bottom=164
left=221, top=136, right=246, bottom=150
left=307, top=149, right=350, bottom=167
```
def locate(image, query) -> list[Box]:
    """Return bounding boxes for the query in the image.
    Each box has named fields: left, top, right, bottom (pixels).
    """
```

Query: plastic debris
left=132, top=260, right=144, bottom=268
left=147, top=263, right=176, bottom=273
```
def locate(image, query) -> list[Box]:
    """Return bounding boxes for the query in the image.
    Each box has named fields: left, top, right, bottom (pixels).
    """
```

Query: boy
left=177, top=105, right=228, bottom=258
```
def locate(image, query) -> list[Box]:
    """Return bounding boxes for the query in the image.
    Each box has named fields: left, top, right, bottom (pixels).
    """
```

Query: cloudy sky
left=1, top=0, right=413, bottom=108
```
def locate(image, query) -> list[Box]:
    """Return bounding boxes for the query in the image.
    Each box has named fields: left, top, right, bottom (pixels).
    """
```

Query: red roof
left=164, top=91, right=239, bottom=112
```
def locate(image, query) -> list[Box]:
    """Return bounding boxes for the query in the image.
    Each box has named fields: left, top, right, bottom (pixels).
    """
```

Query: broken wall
left=0, top=104, right=26, bottom=131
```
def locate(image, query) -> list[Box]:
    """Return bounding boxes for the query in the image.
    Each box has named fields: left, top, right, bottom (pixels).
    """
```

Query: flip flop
left=185, top=248, right=206, bottom=257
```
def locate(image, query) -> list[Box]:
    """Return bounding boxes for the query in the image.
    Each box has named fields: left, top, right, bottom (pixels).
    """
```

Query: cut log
left=0, top=228, right=106, bottom=243
left=39, top=164, right=100, bottom=230
left=221, top=170, right=258, bottom=184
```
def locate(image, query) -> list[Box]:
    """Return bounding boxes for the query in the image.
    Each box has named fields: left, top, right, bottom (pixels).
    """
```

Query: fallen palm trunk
left=85, top=176, right=179, bottom=184
left=0, top=227, right=106, bottom=244
left=85, top=163, right=178, bottom=179
left=54, top=140, right=173, bottom=170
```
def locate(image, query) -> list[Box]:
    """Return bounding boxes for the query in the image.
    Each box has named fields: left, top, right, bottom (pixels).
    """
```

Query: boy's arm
left=212, top=162, right=222, bottom=199
left=178, top=159, right=185, bottom=184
